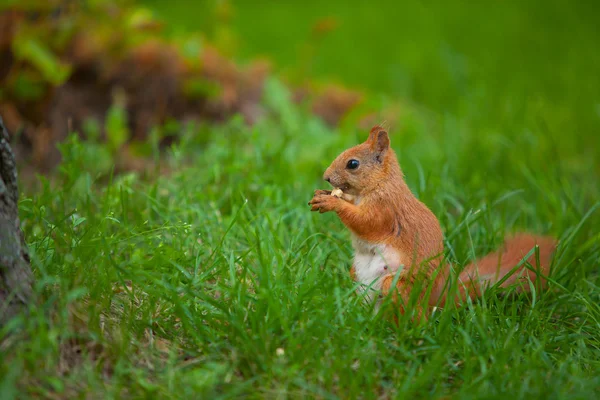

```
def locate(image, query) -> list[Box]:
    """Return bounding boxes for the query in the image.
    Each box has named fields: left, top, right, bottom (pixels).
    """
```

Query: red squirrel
left=309, top=125, right=557, bottom=316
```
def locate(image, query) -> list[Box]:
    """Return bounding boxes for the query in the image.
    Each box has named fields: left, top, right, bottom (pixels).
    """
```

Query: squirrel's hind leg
left=380, top=273, right=427, bottom=322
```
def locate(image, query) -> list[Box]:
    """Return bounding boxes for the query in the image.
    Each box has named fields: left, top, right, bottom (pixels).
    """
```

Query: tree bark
left=0, top=115, right=33, bottom=324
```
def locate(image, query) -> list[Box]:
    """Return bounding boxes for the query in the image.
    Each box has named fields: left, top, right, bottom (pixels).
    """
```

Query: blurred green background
left=144, top=0, right=600, bottom=154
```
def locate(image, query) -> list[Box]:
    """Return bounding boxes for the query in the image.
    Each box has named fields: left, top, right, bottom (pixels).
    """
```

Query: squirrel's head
left=323, top=125, right=397, bottom=196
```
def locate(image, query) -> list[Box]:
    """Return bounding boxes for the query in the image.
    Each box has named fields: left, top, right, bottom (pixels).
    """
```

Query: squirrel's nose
left=323, top=173, right=331, bottom=183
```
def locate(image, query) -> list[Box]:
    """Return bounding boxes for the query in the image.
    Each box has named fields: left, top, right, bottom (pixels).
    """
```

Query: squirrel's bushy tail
left=453, top=233, right=558, bottom=302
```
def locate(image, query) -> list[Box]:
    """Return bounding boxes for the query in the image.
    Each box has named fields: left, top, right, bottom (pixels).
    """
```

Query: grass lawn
left=2, top=1, right=600, bottom=398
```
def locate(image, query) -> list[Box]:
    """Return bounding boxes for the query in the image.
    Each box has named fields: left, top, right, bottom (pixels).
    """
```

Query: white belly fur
left=352, top=235, right=404, bottom=300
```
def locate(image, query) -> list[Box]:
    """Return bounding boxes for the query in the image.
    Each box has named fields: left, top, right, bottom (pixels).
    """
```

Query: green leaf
left=182, top=78, right=222, bottom=99
left=12, top=37, right=71, bottom=86
left=106, top=101, right=130, bottom=152
left=72, top=216, right=87, bottom=227
left=12, top=72, right=46, bottom=100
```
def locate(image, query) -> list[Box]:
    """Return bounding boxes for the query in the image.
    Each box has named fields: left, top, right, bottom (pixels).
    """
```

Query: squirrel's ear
left=369, top=128, right=390, bottom=158
left=366, top=125, right=383, bottom=144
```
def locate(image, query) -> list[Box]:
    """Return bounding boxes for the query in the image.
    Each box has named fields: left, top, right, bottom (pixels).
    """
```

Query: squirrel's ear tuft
left=374, top=130, right=390, bottom=154
left=368, top=126, right=390, bottom=157
left=366, top=125, right=390, bottom=160
left=367, top=125, right=384, bottom=144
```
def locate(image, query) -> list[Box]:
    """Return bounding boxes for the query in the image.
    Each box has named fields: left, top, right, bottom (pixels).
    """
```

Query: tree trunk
left=0, top=115, right=33, bottom=324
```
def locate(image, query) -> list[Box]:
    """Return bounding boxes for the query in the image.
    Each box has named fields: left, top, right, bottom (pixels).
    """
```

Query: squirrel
left=308, top=125, right=557, bottom=317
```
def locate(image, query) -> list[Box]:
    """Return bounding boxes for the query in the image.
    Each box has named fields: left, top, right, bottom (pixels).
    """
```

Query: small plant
left=105, top=89, right=130, bottom=154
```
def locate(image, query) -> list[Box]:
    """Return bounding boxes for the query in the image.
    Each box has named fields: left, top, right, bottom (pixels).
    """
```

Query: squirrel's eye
left=346, top=159, right=360, bottom=170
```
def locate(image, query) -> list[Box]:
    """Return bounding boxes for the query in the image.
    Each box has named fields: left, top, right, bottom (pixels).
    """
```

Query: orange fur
left=349, top=265, right=356, bottom=281
left=309, top=125, right=557, bottom=317
left=445, top=233, right=557, bottom=306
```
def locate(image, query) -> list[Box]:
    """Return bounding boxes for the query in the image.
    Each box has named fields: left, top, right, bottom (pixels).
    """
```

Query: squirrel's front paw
left=308, top=191, right=339, bottom=213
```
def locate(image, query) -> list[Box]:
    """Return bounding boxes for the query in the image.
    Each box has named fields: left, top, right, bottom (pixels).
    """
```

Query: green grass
left=2, top=77, right=599, bottom=398
left=3, top=0, right=600, bottom=397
